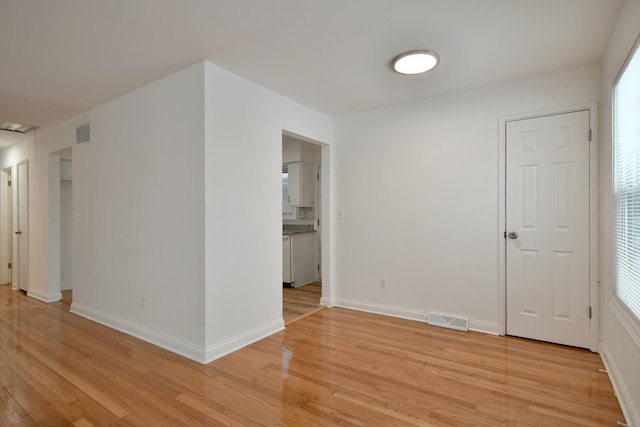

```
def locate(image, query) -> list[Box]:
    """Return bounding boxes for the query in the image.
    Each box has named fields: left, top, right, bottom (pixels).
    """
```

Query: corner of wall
left=27, top=289, right=61, bottom=303
left=204, top=319, right=284, bottom=364
left=71, top=303, right=208, bottom=364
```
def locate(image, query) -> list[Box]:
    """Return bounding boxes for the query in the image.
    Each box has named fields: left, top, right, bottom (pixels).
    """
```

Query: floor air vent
left=428, top=312, right=469, bottom=331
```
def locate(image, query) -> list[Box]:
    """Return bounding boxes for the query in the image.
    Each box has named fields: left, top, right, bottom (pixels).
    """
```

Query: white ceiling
left=0, top=0, right=622, bottom=147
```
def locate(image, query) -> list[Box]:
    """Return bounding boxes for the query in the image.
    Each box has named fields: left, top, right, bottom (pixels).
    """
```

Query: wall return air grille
left=427, top=311, right=469, bottom=331
left=76, top=123, right=90, bottom=144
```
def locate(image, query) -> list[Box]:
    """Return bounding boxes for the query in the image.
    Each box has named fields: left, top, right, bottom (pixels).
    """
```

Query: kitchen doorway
left=282, top=132, right=326, bottom=324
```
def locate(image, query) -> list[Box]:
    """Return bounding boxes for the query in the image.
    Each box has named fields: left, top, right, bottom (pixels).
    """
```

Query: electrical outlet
left=380, top=279, right=386, bottom=289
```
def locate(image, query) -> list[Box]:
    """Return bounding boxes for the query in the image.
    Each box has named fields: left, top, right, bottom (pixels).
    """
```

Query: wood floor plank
left=0, top=348, right=127, bottom=425
left=283, top=281, right=321, bottom=324
left=0, top=284, right=626, bottom=426
left=0, top=384, right=39, bottom=426
left=9, top=339, right=129, bottom=418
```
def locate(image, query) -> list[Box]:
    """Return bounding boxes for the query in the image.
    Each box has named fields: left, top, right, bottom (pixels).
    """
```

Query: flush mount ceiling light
left=0, top=121, right=35, bottom=133
left=392, top=50, right=440, bottom=75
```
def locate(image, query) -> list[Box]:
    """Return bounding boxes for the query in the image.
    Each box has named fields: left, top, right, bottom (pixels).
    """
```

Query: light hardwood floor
left=283, top=281, right=322, bottom=325
left=0, top=284, right=625, bottom=426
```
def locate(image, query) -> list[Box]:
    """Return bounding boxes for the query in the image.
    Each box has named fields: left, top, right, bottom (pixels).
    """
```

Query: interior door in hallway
left=506, top=110, right=590, bottom=348
left=0, top=168, right=11, bottom=285
left=16, top=161, right=28, bottom=291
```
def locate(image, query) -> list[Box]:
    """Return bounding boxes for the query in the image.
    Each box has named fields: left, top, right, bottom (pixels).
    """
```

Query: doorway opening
left=1, top=161, right=30, bottom=295
left=282, top=132, right=328, bottom=324
left=60, top=152, right=73, bottom=306
left=49, top=148, right=73, bottom=305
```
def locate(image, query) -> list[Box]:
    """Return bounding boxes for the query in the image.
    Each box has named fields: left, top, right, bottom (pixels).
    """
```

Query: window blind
left=613, top=39, right=640, bottom=323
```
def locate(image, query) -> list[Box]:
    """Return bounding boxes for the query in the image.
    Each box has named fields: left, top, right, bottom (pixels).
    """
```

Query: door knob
left=508, top=231, right=518, bottom=239
left=14, top=231, right=21, bottom=235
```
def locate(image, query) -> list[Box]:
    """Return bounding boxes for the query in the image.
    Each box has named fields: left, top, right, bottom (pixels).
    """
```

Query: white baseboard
left=293, top=280, right=316, bottom=288
left=333, top=299, right=499, bottom=336
left=334, top=299, right=428, bottom=322
left=27, top=288, right=62, bottom=303
left=204, top=320, right=284, bottom=364
left=71, top=303, right=206, bottom=364
left=70, top=302, right=285, bottom=366
left=320, top=296, right=332, bottom=307
left=469, top=319, right=500, bottom=335
left=600, top=342, right=639, bottom=427
left=60, top=284, right=73, bottom=291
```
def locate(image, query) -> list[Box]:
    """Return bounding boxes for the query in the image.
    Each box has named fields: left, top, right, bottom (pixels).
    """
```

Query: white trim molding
left=27, top=288, right=62, bottom=303
left=469, top=319, right=500, bottom=335
left=71, top=303, right=207, bottom=364
left=600, top=342, right=639, bottom=427
left=333, top=299, right=499, bottom=336
left=334, top=299, right=427, bottom=323
left=204, top=320, right=284, bottom=364
left=72, top=302, right=286, bottom=365
left=320, top=296, right=332, bottom=307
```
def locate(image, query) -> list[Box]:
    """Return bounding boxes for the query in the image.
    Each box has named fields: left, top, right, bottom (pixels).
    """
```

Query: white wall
left=599, top=1, right=640, bottom=424
left=333, top=63, right=602, bottom=332
left=203, top=62, right=333, bottom=361
left=0, top=60, right=333, bottom=364
left=71, top=62, right=207, bottom=356
left=0, top=63, right=208, bottom=359
left=282, top=135, right=302, bottom=164
left=283, top=135, right=321, bottom=165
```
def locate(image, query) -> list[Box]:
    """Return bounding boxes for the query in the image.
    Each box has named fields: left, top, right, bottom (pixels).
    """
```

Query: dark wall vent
left=76, top=123, right=90, bottom=144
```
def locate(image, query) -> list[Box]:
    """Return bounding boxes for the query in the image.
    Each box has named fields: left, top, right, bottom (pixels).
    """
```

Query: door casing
left=0, top=168, right=11, bottom=285
left=14, top=160, right=29, bottom=292
left=498, top=103, right=599, bottom=352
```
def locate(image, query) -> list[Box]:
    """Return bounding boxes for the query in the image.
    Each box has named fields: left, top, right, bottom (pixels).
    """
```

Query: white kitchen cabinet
left=287, top=162, right=314, bottom=207
left=283, top=232, right=316, bottom=287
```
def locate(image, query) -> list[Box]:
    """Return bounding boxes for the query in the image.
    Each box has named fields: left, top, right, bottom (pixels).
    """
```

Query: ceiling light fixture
left=392, top=50, right=440, bottom=75
left=0, top=121, right=35, bottom=134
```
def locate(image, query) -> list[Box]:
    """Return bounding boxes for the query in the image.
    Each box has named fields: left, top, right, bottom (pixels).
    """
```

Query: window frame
left=611, top=33, right=640, bottom=347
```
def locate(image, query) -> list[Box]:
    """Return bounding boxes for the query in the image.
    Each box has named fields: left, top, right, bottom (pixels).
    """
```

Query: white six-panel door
left=506, top=110, right=590, bottom=348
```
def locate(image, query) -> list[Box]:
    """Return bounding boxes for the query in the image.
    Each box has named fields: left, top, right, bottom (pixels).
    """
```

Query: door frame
left=281, top=130, right=332, bottom=307
left=14, top=160, right=29, bottom=292
left=498, top=103, right=599, bottom=352
left=0, top=167, right=11, bottom=285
